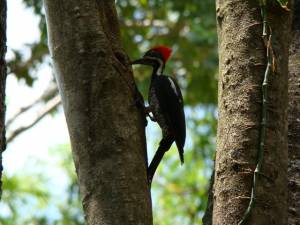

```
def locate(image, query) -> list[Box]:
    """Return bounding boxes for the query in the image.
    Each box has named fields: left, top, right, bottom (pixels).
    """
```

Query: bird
left=131, top=46, right=186, bottom=184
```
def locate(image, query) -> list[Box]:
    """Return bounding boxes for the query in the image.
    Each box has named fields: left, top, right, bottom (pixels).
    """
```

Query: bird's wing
left=154, top=75, right=186, bottom=163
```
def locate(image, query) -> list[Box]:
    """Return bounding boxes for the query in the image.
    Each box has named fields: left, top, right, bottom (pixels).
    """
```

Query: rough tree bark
left=0, top=0, right=7, bottom=200
left=43, top=1, right=152, bottom=224
left=213, top=1, right=292, bottom=224
left=288, top=1, right=300, bottom=224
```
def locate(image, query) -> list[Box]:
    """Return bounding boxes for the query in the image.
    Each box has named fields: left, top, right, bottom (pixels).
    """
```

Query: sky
left=0, top=0, right=74, bottom=221
left=0, top=0, right=69, bottom=197
left=4, top=0, right=70, bottom=176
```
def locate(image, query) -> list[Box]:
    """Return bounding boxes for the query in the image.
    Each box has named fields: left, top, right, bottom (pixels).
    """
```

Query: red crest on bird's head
left=151, top=46, right=172, bottom=62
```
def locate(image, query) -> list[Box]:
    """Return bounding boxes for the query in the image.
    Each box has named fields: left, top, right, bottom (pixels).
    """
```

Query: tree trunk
left=288, top=1, right=300, bottom=224
left=202, top=169, right=214, bottom=225
left=43, top=1, right=152, bottom=224
left=0, top=0, right=7, bottom=200
left=213, top=1, right=291, bottom=224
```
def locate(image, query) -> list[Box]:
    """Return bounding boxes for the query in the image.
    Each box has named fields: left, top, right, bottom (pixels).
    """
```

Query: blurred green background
left=1, top=0, right=218, bottom=224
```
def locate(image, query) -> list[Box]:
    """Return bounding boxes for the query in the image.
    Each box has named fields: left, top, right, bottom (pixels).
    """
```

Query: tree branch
left=6, top=82, right=58, bottom=127
left=6, top=95, right=61, bottom=143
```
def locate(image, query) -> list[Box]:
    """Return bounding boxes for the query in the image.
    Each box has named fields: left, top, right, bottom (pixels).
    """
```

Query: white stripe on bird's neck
left=144, top=56, right=165, bottom=75
left=156, top=58, right=164, bottom=75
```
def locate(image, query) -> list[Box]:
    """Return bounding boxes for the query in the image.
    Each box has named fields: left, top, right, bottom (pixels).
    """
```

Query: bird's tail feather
left=179, top=149, right=184, bottom=165
left=147, top=136, right=174, bottom=184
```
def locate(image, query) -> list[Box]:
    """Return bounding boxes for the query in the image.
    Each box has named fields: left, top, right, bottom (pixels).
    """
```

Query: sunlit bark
left=43, top=1, right=152, bottom=224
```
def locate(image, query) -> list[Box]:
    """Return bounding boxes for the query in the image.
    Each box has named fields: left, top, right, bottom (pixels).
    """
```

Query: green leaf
left=140, top=0, right=147, bottom=6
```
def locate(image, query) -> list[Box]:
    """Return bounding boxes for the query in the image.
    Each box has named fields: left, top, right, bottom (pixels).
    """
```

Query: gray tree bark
left=288, top=1, right=300, bottom=224
left=43, top=1, right=152, bottom=224
left=214, top=1, right=292, bottom=224
left=0, top=0, right=7, bottom=200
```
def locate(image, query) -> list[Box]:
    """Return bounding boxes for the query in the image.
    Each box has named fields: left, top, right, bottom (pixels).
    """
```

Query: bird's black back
left=153, top=75, right=186, bottom=162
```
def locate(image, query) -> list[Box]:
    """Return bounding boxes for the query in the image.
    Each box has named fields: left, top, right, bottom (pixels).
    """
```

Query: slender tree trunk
left=202, top=169, right=214, bottom=225
left=0, top=0, right=7, bottom=200
left=288, top=1, right=300, bottom=224
left=213, top=1, right=291, bottom=224
left=43, top=1, right=152, bottom=224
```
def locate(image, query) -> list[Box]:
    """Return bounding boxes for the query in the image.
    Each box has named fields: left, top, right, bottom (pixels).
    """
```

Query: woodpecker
left=131, top=46, right=186, bottom=184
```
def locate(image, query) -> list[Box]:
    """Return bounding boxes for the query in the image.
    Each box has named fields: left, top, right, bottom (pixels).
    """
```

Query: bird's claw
left=132, top=96, right=156, bottom=126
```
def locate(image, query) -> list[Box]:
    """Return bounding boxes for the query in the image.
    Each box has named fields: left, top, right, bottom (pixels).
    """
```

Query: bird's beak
left=130, top=57, right=152, bottom=66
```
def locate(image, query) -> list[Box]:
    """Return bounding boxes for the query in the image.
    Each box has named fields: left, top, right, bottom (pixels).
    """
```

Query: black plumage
left=149, top=75, right=185, bottom=162
left=131, top=46, right=186, bottom=184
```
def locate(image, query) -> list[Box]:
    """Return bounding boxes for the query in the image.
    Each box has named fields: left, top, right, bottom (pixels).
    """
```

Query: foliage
left=0, top=145, right=84, bottom=225
left=118, top=0, right=218, bottom=105
left=8, top=0, right=47, bottom=86
left=0, top=174, right=49, bottom=225
left=4, top=0, right=218, bottom=224
left=1, top=110, right=216, bottom=225
left=11, top=0, right=218, bottom=105
left=152, top=108, right=216, bottom=225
